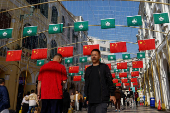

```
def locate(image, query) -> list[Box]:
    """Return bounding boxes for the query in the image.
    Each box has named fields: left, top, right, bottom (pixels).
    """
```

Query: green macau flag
left=74, top=21, right=88, bottom=32
left=153, top=13, right=169, bottom=24
left=137, top=52, right=145, bottom=59
left=65, top=57, right=73, bottom=64
left=127, top=15, right=142, bottom=26
left=122, top=54, right=130, bottom=60
left=101, top=18, right=115, bottom=29
left=108, top=55, right=116, bottom=61
left=23, top=26, right=37, bottom=37
left=124, top=68, right=129, bottom=72
left=69, top=73, right=75, bottom=76
left=116, top=76, right=120, bottom=79
left=114, top=69, right=120, bottom=73
left=81, top=78, right=85, bottom=82
left=37, top=60, right=45, bottom=66
left=48, top=23, right=63, bottom=34
left=79, top=57, right=87, bottom=63
left=0, top=28, right=13, bottom=39
left=78, top=71, right=83, bottom=75
left=133, top=68, right=139, bottom=71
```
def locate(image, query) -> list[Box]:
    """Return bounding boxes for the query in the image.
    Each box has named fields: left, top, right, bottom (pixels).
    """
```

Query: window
left=50, top=40, right=57, bottom=58
left=26, top=0, right=40, bottom=4
left=38, top=33, right=47, bottom=48
left=107, top=48, right=110, bottom=51
left=51, top=6, right=58, bottom=24
left=40, top=0, right=48, bottom=18
left=62, top=16, right=65, bottom=32
left=67, top=23, right=70, bottom=40
left=101, top=41, right=106, bottom=44
left=100, top=47, right=106, bottom=51
left=0, top=9, right=11, bottom=29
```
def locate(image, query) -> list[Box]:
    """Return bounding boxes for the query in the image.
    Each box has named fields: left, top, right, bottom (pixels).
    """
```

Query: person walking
left=0, top=78, right=10, bottom=113
left=70, top=93, right=75, bottom=109
left=26, top=90, right=38, bottom=113
left=74, top=90, right=80, bottom=111
left=21, top=92, right=30, bottom=113
left=134, top=90, right=139, bottom=106
left=115, top=87, right=121, bottom=112
left=84, top=49, right=116, bottom=113
left=79, top=92, right=83, bottom=111
left=37, top=53, right=67, bottom=113
left=62, top=89, right=70, bottom=113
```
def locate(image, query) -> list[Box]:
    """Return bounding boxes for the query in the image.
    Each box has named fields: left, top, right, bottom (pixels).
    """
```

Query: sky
left=62, top=0, right=140, bottom=59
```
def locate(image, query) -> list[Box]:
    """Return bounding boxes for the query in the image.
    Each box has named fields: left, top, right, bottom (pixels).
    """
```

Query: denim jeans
left=27, top=106, right=35, bottom=113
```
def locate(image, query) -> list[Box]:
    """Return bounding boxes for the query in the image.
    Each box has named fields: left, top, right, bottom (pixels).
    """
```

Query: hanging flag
left=116, top=76, right=120, bottom=79
left=101, top=18, right=115, bottom=29
left=133, top=68, right=139, bottom=71
left=119, top=72, right=127, bottom=78
left=57, top=46, right=73, bottom=57
left=6, top=50, right=22, bottom=61
left=81, top=78, right=85, bottom=82
left=112, top=73, right=115, bottom=78
left=108, top=55, right=116, bottom=61
left=65, top=57, right=73, bottom=64
left=69, top=73, right=75, bottom=76
left=83, top=44, right=99, bottom=55
left=153, top=13, right=169, bottom=24
left=132, top=61, right=143, bottom=68
left=116, top=83, right=121, bottom=86
left=78, top=71, right=83, bottom=75
left=74, top=21, right=88, bottom=32
left=138, top=39, right=155, bottom=51
left=131, top=71, right=139, bottom=77
left=114, top=69, right=120, bottom=73
left=137, top=52, right=145, bottom=59
left=37, top=60, right=45, bottom=66
left=131, top=78, right=137, bottom=82
left=73, top=76, right=81, bottom=81
left=117, top=62, right=127, bottom=69
left=48, top=23, right=63, bottom=34
left=110, top=42, right=127, bottom=53
left=133, top=82, right=138, bottom=86
left=107, top=63, right=111, bottom=70
left=69, top=66, right=79, bottom=73
left=0, top=28, right=13, bottom=39
left=122, top=54, right=131, bottom=60
left=127, top=15, right=142, bottom=26
left=23, top=26, right=37, bottom=37
left=113, top=79, right=118, bottom=83
left=121, top=79, right=128, bottom=83
left=85, top=65, right=91, bottom=71
left=79, top=57, right=88, bottom=63
left=124, top=83, right=130, bottom=86
left=124, top=68, right=129, bottom=72
left=31, top=48, right=47, bottom=59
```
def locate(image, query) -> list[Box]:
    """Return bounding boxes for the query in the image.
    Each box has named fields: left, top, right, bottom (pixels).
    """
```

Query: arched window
left=51, top=6, right=58, bottom=24
left=38, top=33, right=47, bottom=48
left=0, top=9, right=11, bottom=29
left=50, top=40, right=57, bottom=58
left=62, top=16, right=65, bottom=32
left=40, top=0, right=48, bottom=18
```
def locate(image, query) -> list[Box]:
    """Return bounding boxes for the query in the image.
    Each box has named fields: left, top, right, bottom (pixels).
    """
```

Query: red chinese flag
left=31, top=48, right=47, bottom=59
left=116, top=83, right=121, bottom=86
left=6, top=50, right=22, bottom=61
left=110, top=42, right=127, bottom=53
left=113, top=79, right=118, bottom=83
left=138, top=39, right=155, bottom=51
left=117, top=62, right=127, bottom=69
left=119, top=72, right=127, bottom=78
left=131, top=78, right=137, bottom=82
left=85, top=65, right=91, bottom=71
left=83, top=44, right=99, bottom=55
left=69, top=66, right=79, bottom=73
left=124, top=83, right=130, bottom=86
left=133, top=82, right=138, bottom=86
left=112, top=73, right=115, bottom=78
left=131, top=71, right=139, bottom=77
left=57, top=46, right=73, bottom=57
left=121, top=79, right=128, bottom=83
left=132, top=61, right=143, bottom=68
left=73, top=76, right=81, bottom=81
left=107, top=63, right=111, bottom=70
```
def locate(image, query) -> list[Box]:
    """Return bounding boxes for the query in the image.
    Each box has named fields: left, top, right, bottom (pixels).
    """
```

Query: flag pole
left=156, top=52, right=165, bottom=110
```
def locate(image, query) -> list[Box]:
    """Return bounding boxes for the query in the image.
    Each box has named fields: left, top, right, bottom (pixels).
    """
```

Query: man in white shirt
left=74, top=90, right=80, bottom=111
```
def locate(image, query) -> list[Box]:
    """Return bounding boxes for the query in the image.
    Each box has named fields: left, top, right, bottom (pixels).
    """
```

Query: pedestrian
left=63, top=89, right=70, bottom=113
left=0, top=78, right=10, bottom=113
left=79, top=92, right=83, bottom=111
left=84, top=49, right=116, bottom=113
left=21, top=92, right=30, bottom=113
left=37, top=53, right=67, bottom=113
left=115, top=87, right=121, bottom=112
left=74, top=90, right=80, bottom=111
left=134, top=90, right=139, bottom=106
left=70, top=93, right=75, bottom=109
left=26, top=90, right=38, bottom=113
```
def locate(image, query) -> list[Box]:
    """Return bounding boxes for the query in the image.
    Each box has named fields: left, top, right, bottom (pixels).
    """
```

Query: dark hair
left=54, top=53, right=62, bottom=58
left=27, top=91, right=30, bottom=95
left=31, top=90, right=35, bottom=93
left=0, top=78, right=5, bottom=84
left=91, top=49, right=101, bottom=55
